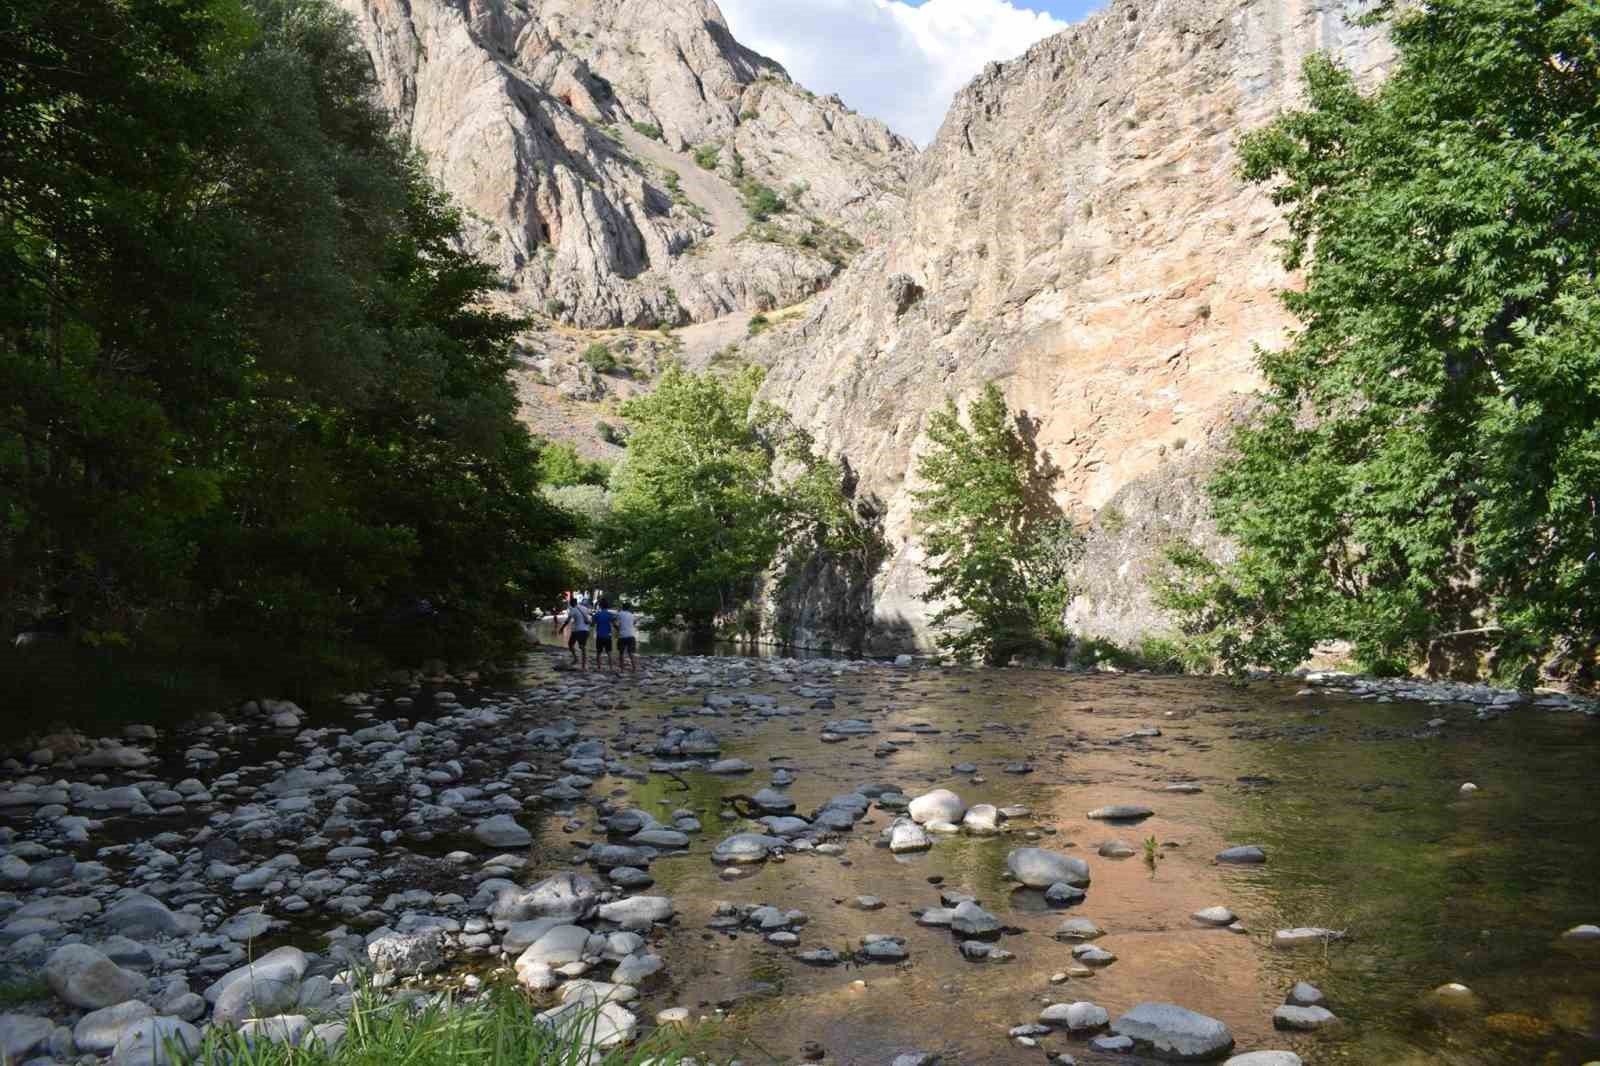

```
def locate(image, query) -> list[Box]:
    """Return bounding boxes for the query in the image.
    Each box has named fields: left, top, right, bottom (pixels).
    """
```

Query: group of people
left=556, top=595, right=638, bottom=672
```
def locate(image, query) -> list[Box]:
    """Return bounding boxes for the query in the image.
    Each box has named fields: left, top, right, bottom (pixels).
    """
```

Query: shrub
left=630, top=121, right=663, bottom=141
left=693, top=143, right=720, bottom=170
left=739, top=180, right=785, bottom=221
left=747, top=314, right=771, bottom=337
left=595, top=421, right=627, bottom=447
left=545, top=297, right=566, bottom=317
left=581, top=343, right=618, bottom=374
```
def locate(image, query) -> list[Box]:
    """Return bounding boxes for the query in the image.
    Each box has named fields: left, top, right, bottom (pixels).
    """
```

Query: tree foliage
left=0, top=0, right=574, bottom=690
left=595, top=365, right=883, bottom=637
left=912, top=383, right=1077, bottom=665
left=1163, top=0, right=1600, bottom=684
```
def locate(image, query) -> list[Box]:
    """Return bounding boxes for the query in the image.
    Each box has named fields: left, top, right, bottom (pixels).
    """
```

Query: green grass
left=203, top=986, right=703, bottom=1066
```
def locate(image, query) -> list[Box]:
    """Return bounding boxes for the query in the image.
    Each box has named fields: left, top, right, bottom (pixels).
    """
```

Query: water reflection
left=524, top=662, right=1600, bottom=1065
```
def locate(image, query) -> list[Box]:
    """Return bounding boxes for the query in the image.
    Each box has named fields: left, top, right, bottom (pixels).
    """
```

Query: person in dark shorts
left=591, top=597, right=616, bottom=672
left=615, top=602, right=638, bottom=672
left=557, top=594, right=590, bottom=670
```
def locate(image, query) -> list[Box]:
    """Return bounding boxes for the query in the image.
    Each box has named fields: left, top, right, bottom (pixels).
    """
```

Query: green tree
left=912, top=383, right=1077, bottom=664
left=537, top=441, right=611, bottom=487
left=0, top=0, right=575, bottom=700
left=599, top=365, right=783, bottom=634
left=1164, top=0, right=1600, bottom=684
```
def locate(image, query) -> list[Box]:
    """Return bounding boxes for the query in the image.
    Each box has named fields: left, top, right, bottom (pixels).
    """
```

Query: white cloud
left=717, top=0, right=1070, bottom=146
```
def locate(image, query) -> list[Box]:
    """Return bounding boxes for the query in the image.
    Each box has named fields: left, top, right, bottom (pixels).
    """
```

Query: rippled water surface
left=520, top=659, right=1600, bottom=1065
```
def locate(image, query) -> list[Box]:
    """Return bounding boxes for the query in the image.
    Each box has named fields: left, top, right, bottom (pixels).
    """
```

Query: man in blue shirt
left=591, top=597, right=616, bottom=673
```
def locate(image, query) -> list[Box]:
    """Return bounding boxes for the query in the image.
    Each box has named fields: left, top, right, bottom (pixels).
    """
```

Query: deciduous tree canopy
left=1164, top=0, right=1600, bottom=683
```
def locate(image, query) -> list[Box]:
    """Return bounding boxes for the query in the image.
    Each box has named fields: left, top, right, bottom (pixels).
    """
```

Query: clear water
left=525, top=663, right=1600, bottom=1065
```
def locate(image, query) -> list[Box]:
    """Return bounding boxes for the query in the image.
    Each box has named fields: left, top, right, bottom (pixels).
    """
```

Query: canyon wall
left=334, top=0, right=913, bottom=327
left=754, top=0, right=1394, bottom=651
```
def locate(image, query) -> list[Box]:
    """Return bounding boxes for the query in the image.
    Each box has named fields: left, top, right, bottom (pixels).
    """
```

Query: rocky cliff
left=335, top=0, right=914, bottom=327
left=754, top=0, right=1395, bottom=651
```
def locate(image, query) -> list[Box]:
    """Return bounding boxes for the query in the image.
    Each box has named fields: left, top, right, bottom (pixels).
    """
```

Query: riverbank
left=2, top=648, right=1598, bottom=1066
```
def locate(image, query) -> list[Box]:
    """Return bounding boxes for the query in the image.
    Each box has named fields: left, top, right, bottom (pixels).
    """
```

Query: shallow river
left=7, top=648, right=1599, bottom=1066
left=515, top=652, right=1600, bottom=1065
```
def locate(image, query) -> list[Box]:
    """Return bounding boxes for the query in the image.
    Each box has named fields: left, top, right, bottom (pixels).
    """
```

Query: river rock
left=1072, top=944, right=1116, bottom=966
left=907, top=789, right=965, bottom=825
left=46, top=944, right=147, bottom=1009
left=1112, top=1003, right=1235, bottom=1060
left=208, top=946, right=307, bottom=1025
left=1272, top=1005, right=1339, bottom=1031
left=950, top=901, right=1001, bottom=939
left=1224, top=1055, right=1302, bottom=1066
left=707, top=758, right=754, bottom=775
left=0, top=1014, right=54, bottom=1061
left=1041, top=1001, right=1109, bottom=1032
left=597, top=896, right=675, bottom=930
left=1421, top=983, right=1482, bottom=1014
left=76, top=1000, right=156, bottom=1053
left=612, top=953, right=663, bottom=985
left=105, top=894, right=198, bottom=938
left=711, top=833, right=784, bottom=864
left=1194, top=907, right=1237, bottom=926
left=1008, top=847, right=1091, bottom=889
left=1286, top=982, right=1324, bottom=1007
left=962, top=804, right=1001, bottom=833
left=1054, top=917, right=1105, bottom=941
left=239, top=1015, right=313, bottom=1047
left=367, top=930, right=445, bottom=975
left=473, top=815, right=532, bottom=848
left=629, top=828, right=690, bottom=848
left=515, top=925, right=592, bottom=967
left=536, top=999, right=636, bottom=1049
left=1272, top=928, right=1345, bottom=949
left=109, top=1017, right=201, bottom=1066
left=1087, top=804, right=1153, bottom=821
left=1098, top=840, right=1137, bottom=858
left=889, top=819, right=932, bottom=853
left=861, top=935, right=907, bottom=961
left=491, top=873, right=601, bottom=923
left=1045, top=882, right=1087, bottom=906
left=1563, top=924, right=1600, bottom=941
left=750, top=788, right=796, bottom=814
left=1216, top=846, right=1266, bottom=864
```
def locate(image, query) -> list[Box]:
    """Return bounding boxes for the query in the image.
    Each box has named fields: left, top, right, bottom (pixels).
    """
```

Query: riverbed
left=2, top=649, right=1597, bottom=1066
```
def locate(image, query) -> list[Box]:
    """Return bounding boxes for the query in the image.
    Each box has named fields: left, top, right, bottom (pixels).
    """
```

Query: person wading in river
left=591, top=597, right=617, bottom=673
left=615, top=602, right=638, bottom=673
left=558, top=594, right=591, bottom=670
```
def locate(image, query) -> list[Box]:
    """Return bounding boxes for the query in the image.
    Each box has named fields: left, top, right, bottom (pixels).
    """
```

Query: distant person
left=592, top=597, right=616, bottom=672
left=557, top=594, right=591, bottom=670
left=616, top=602, right=638, bottom=673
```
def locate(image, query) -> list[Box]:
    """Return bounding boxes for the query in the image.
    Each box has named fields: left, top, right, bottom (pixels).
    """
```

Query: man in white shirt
left=557, top=593, right=591, bottom=670
left=615, top=603, right=638, bottom=673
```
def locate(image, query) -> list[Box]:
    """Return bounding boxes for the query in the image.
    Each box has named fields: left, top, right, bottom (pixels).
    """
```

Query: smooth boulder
left=45, top=944, right=146, bottom=1010
left=1008, top=847, right=1091, bottom=889
left=1111, top=1002, right=1235, bottom=1061
left=907, top=789, right=965, bottom=825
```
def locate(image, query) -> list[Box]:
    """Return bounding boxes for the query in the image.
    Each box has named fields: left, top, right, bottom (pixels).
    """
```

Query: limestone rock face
left=755, top=0, right=1394, bottom=649
left=335, top=0, right=913, bottom=327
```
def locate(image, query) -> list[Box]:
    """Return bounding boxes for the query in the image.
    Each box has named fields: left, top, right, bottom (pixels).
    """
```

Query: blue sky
left=904, top=0, right=1101, bottom=17
left=719, top=0, right=1107, bottom=144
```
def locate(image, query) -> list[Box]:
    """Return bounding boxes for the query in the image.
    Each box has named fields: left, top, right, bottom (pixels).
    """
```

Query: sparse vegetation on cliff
left=1165, top=0, right=1600, bottom=685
